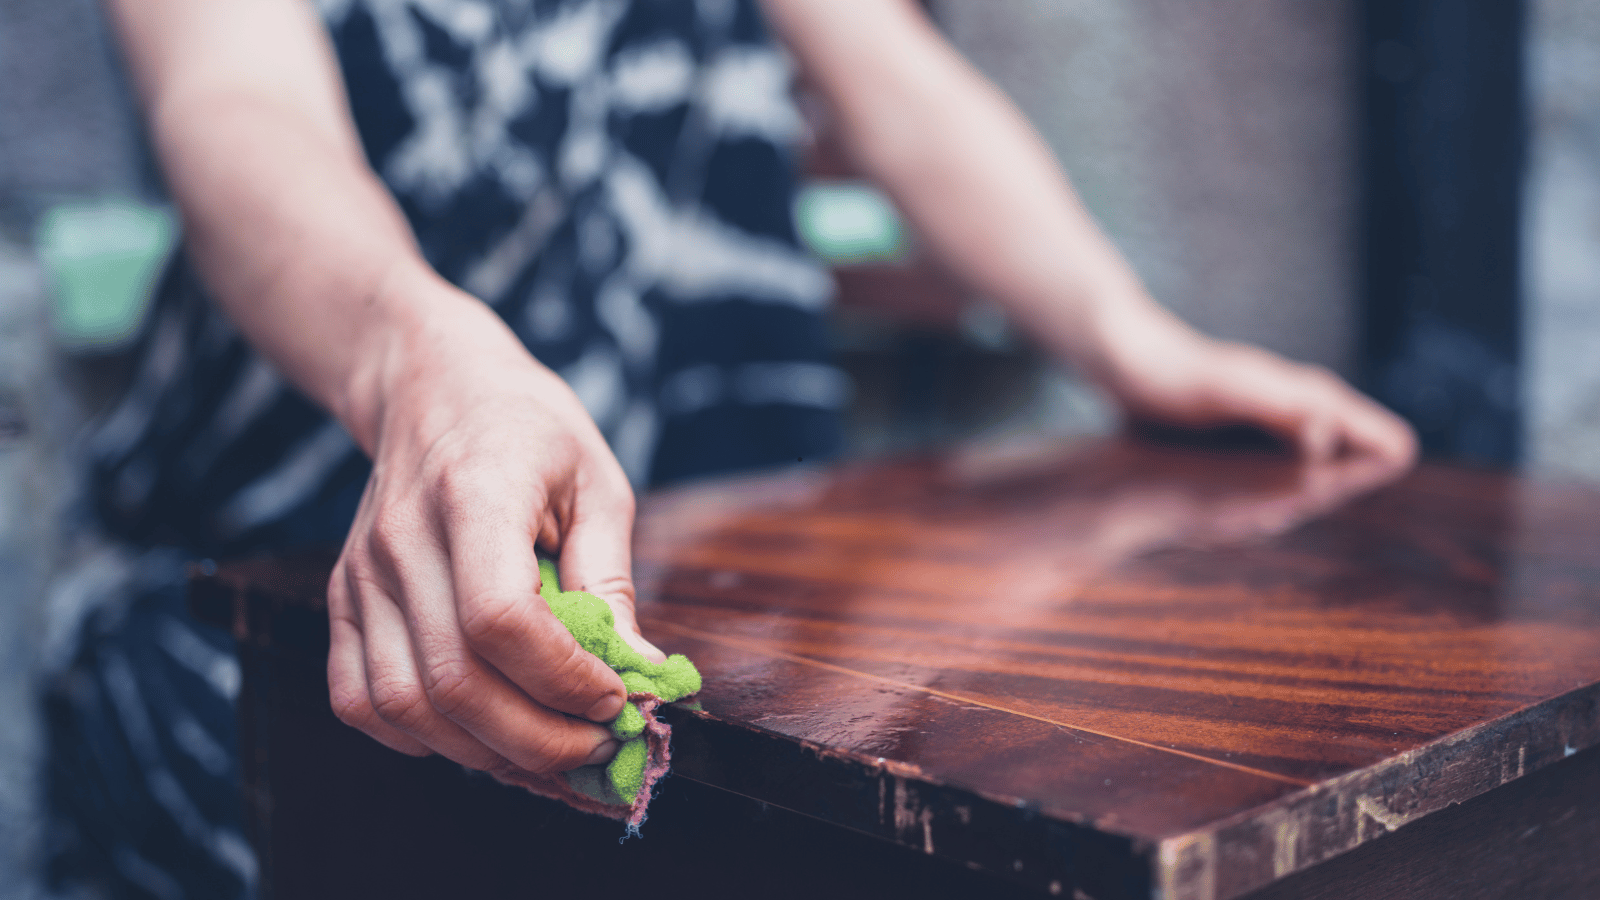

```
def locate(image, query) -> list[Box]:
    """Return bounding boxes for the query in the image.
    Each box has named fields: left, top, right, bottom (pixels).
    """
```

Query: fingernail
left=585, top=692, right=625, bottom=723
left=624, top=630, right=669, bottom=664
left=585, top=740, right=620, bottom=767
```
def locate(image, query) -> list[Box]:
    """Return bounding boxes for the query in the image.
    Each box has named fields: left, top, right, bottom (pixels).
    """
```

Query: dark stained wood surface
left=1239, top=745, right=1600, bottom=900
left=195, top=438, right=1600, bottom=899
left=629, top=438, right=1600, bottom=899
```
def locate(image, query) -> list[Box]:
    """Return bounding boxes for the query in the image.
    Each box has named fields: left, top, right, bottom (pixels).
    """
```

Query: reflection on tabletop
left=627, top=435, right=1600, bottom=837
left=635, top=436, right=1410, bottom=616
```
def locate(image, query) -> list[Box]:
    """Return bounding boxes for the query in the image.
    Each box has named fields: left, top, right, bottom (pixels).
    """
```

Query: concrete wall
left=939, top=0, right=1359, bottom=375
left=0, top=0, right=144, bottom=217
left=0, top=2, right=135, bottom=893
left=1525, top=0, right=1600, bottom=483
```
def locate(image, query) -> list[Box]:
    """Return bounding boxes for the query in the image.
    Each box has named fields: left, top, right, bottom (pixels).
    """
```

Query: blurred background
left=1, top=0, right=1597, bottom=895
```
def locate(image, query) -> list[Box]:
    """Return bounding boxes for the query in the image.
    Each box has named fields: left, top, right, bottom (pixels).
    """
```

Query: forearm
left=105, top=0, right=494, bottom=454
left=765, top=0, right=1175, bottom=380
left=159, top=96, right=439, bottom=447
left=767, top=0, right=1415, bottom=462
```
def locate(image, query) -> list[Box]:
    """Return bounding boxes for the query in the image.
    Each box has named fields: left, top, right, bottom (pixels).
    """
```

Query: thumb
left=559, top=492, right=668, bottom=665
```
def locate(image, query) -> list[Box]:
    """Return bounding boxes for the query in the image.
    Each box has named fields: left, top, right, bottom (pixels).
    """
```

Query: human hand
left=324, top=273, right=665, bottom=779
left=1090, top=302, right=1418, bottom=465
left=759, top=0, right=1413, bottom=469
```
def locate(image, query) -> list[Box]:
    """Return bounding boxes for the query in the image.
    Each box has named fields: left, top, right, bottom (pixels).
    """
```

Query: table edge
left=1156, top=682, right=1600, bottom=900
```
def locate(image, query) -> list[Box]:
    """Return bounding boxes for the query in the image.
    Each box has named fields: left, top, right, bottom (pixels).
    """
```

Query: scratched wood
left=194, top=438, right=1600, bottom=899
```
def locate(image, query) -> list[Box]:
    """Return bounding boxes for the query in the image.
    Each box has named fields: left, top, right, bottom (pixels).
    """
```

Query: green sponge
left=538, top=559, right=700, bottom=806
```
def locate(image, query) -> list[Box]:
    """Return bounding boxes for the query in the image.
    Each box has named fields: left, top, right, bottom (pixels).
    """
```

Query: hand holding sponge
left=492, top=560, right=700, bottom=832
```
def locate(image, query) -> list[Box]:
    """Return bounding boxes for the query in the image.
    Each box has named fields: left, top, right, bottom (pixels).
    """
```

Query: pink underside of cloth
left=492, top=694, right=677, bottom=831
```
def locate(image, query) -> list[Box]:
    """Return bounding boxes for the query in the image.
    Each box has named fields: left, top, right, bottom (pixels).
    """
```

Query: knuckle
left=516, top=730, right=581, bottom=775
left=538, top=640, right=606, bottom=709
left=340, top=550, right=377, bottom=589
left=430, top=453, right=498, bottom=516
left=416, top=431, right=469, bottom=478
left=431, top=460, right=475, bottom=507
left=369, top=673, right=429, bottom=730
left=459, top=592, right=528, bottom=648
left=366, top=503, right=416, bottom=554
left=421, top=658, right=481, bottom=721
left=580, top=574, right=637, bottom=608
left=482, top=755, right=525, bottom=781
left=341, top=562, right=392, bottom=618
left=329, top=681, right=375, bottom=730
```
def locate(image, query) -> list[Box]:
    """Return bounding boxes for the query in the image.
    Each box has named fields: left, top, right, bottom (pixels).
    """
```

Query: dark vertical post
left=1360, top=1, right=1527, bottom=465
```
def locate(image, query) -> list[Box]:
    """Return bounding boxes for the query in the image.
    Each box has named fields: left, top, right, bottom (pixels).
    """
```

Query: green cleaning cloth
left=493, top=559, right=700, bottom=832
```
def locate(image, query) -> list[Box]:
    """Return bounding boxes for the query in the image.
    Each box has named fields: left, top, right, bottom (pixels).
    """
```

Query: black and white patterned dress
left=48, top=2, right=842, bottom=896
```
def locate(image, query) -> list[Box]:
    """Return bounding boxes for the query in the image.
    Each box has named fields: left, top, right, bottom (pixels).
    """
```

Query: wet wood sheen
left=199, top=439, right=1600, bottom=899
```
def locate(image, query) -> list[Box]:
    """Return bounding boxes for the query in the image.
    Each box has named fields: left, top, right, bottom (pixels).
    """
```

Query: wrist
left=1024, top=274, right=1166, bottom=384
left=335, top=260, right=514, bottom=457
left=1067, top=284, right=1210, bottom=402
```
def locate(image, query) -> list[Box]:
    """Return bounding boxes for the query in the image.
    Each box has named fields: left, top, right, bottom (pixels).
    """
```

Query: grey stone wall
left=0, top=243, right=75, bottom=900
left=0, top=1, right=137, bottom=894
left=1525, top=0, right=1600, bottom=483
left=0, top=0, right=144, bottom=218
left=938, top=0, right=1359, bottom=375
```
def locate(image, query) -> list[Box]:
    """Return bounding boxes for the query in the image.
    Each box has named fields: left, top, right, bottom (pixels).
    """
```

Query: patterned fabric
left=45, top=552, right=255, bottom=900
left=87, top=0, right=844, bottom=560
left=51, top=2, right=844, bottom=897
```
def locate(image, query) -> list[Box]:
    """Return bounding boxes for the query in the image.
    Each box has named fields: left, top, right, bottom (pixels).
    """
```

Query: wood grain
left=196, top=437, right=1600, bottom=899
left=626, top=438, right=1600, bottom=898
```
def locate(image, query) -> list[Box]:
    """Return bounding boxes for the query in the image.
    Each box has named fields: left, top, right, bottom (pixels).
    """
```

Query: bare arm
left=106, top=0, right=652, bottom=776
left=763, top=0, right=1416, bottom=463
left=107, top=0, right=412, bottom=438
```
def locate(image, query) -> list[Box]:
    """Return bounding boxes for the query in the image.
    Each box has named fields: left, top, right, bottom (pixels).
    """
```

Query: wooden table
left=191, top=438, right=1600, bottom=899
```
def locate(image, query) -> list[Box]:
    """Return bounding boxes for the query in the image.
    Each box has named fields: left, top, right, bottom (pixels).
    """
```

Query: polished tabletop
left=626, top=438, right=1600, bottom=899
left=201, top=438, right=1600, bottom=900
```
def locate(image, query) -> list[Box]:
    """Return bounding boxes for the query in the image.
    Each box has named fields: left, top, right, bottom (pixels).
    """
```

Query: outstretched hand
left=1093, top=303, right=1418, bottom=465
left=324, top=275, right=665, bottom=780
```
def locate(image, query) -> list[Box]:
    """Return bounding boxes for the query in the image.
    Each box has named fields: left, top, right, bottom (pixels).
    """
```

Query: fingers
left=1293, top=370, right=1417, bottom=466
left=318, top=316, right=646, bottom=776
left=326, top=565, right=431, bottom=757
left=442, top=476, right=628, bottom=723
left=1186, top=349, right=1332, bottom=457
left=1328, top=386, right=1418, bottom=466
left=357, top=574, right=507, bottom=772
left=561, top=484, right=668, bottom=664
left=1198, top=346, right=1417, bottom=467
left=363, top=564, right=616, bottom=774
left=334, top=539, right=618, bottom=774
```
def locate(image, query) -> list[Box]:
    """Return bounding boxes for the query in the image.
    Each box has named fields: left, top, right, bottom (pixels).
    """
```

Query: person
left=49, top=0, right=1415, bottom=896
